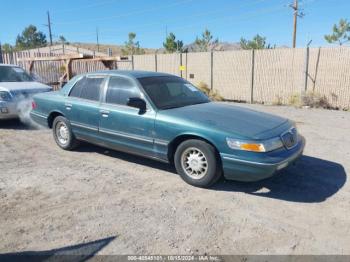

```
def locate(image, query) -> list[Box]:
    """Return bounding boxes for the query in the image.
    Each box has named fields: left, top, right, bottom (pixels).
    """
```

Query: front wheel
left=52, top=116, right=79, bottom=150
left=174, top=139, right=222, bottom=187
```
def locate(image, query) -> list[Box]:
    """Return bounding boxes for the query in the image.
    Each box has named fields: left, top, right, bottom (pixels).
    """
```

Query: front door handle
left=100, top=110, right=109, bottom=118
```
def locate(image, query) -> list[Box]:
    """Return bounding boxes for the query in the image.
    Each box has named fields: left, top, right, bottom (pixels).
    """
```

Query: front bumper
left=220, top=135, right=305, bottom=182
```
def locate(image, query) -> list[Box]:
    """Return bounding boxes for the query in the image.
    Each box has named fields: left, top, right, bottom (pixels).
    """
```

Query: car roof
left=91, top=70, right=176, bottom=79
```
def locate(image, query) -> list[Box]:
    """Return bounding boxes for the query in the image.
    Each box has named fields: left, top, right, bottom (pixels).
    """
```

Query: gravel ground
left=0, top=103, right=349, bottom=255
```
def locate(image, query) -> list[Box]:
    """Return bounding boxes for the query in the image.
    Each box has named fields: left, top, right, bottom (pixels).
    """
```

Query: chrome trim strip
left=99, top=128, right=153, bottom=143
left=70, top=122, right=98, bottom=131
left=75, top=136, right=169, bottom=163
left=30, top=111, right=47, bottom=119
left=222, top=156, right=279, bottom=166
left=154, top=139, right=169, bottom=146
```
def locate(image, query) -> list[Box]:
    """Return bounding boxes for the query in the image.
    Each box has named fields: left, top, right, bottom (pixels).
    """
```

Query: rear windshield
left=0, top=66, right=33, bottom=82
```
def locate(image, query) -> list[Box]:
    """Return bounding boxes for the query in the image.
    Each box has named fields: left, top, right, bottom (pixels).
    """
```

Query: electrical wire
left=53, top=0, right=121, bottom=13
left=55, top=0, right=271, bottom=37
left=54, top=0, right=194, bottom=25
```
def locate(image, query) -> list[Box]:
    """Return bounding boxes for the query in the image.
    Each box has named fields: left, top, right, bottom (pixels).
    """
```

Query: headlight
left=0, top=91, right=12, bottom=101
left=226, top=137, right=283, bottom=152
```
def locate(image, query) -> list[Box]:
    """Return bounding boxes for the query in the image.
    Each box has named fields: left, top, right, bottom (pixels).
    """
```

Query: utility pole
left=96, top=27, right=100, bottom=52
left=46, top=11, right=53, bottom=46
left=165, top=25, right=168, bottom=38
left=292, top=0, right=298, bottom=48
left=289, top=0, right=304, bottom=48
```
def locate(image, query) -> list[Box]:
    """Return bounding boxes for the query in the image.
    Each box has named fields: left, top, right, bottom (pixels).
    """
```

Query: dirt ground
left=0, top=103, right=349, bottom=255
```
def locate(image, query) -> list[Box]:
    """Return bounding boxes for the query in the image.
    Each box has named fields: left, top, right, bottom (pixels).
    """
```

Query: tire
left=174, top=139, right=222, bottom=187
left=52, top=116, right=79, bottom=150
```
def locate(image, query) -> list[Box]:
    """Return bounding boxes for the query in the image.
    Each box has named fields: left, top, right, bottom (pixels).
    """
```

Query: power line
left=89, top=5, right=286, bottom=42
left=56, top=4, right=285, bottom=44
left=53, top=0, right=120, bottom=14
left=135, top=6, right=286, bottom=38
left=55, top=0, right=271, bottom=38
left=53, top=0, right=194, bottom=25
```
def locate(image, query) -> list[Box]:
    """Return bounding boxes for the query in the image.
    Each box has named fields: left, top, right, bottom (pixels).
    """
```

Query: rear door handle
left=65, top=103, right=72, bottom=110
left=100, top=110, right=110, bottom=118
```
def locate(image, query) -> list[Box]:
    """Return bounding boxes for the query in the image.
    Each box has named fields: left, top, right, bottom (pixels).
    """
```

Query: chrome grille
left=281, top=127, right=298, bottom=149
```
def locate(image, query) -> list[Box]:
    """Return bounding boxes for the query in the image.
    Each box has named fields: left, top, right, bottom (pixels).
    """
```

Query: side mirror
left=127, top=97, right=147, bottom=113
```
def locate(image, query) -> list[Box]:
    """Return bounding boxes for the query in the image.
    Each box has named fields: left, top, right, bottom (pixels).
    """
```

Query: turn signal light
left=226, top=137, right=284, bottom=152
left=240, top=143, right=264, bottom=152
left=32, top=101, right=37, bottom=110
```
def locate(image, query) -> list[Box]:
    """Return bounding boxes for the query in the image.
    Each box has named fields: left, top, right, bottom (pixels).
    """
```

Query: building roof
left=14, top=44, right=107, bottom=57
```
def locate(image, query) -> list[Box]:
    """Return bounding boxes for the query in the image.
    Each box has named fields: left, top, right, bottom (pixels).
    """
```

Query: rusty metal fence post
left=155, top=53, right=158, bottom=72
left=303, top=46, right=310, bottom=92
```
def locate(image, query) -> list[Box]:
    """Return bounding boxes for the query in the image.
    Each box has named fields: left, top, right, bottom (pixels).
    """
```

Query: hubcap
left=181, top=147, right=208, bottom=179
left=56, top=122, right=69, bottom=145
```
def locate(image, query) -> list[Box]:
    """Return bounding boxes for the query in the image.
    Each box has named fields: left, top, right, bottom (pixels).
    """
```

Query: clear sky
left=0, top=0, right=349, bottom=48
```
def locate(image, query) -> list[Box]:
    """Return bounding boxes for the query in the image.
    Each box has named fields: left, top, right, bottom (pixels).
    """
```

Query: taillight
left=32, top=101, right=37, bottom=110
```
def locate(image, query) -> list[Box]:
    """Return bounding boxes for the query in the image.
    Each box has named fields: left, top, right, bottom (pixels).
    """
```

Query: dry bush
left=59, top=65, right=66, bottom=74
left=196, top=81, right=224, bottom=101
left=289, top=91, right=330, bottom=109
left=272, top=95, right=283, bottom=106
left=288, top=93, right=302, bottom=107
left=196, top=81, right=211, bottom=95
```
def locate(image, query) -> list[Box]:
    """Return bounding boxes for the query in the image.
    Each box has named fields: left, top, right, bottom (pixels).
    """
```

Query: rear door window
left=69, top=76, right=104, bottom=101
left=69, top=77, right=86, bottom=98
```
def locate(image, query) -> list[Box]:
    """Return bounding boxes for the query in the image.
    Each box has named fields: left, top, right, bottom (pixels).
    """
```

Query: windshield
left=0, top=66, right=33, bottom=82
left=138, top=76, right=210, bottom=110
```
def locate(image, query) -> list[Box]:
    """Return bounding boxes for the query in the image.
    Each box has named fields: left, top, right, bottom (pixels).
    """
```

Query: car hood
left=0, top=81, right=52, bottom=93
left=162, top=102, right=289, bottom=139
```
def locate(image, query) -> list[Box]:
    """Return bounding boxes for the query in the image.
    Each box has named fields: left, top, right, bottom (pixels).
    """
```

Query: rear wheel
left=52, top=116, right=79, bottom=150
left=174, top=139, right=222, bottom=187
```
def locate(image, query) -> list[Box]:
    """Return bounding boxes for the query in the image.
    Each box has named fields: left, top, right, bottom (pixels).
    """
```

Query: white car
left=0, top=64, right=52, bottom=120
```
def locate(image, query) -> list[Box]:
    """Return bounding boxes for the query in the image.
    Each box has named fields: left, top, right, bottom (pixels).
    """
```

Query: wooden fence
left=1, top=48, right=350, bottom=109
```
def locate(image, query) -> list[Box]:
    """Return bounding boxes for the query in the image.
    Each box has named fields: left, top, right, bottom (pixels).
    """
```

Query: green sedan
left=30, top=70, right=305, bottom=187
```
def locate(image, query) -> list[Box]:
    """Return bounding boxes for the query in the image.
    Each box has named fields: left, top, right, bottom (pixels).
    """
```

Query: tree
left=163, top=32, right=183, bottom=53
left=1, top=43, right=13, bottom=53
left=240, top=34, right=273, bottom=50
left=194, top=29, right=218, bottom=52
left=59, top=35, right=68, bottom=44
left=121, top=32, right=145, bottom=55
left=15, top=25, right=47, bottom=50
left=324, top=19, right=350, bottom=46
